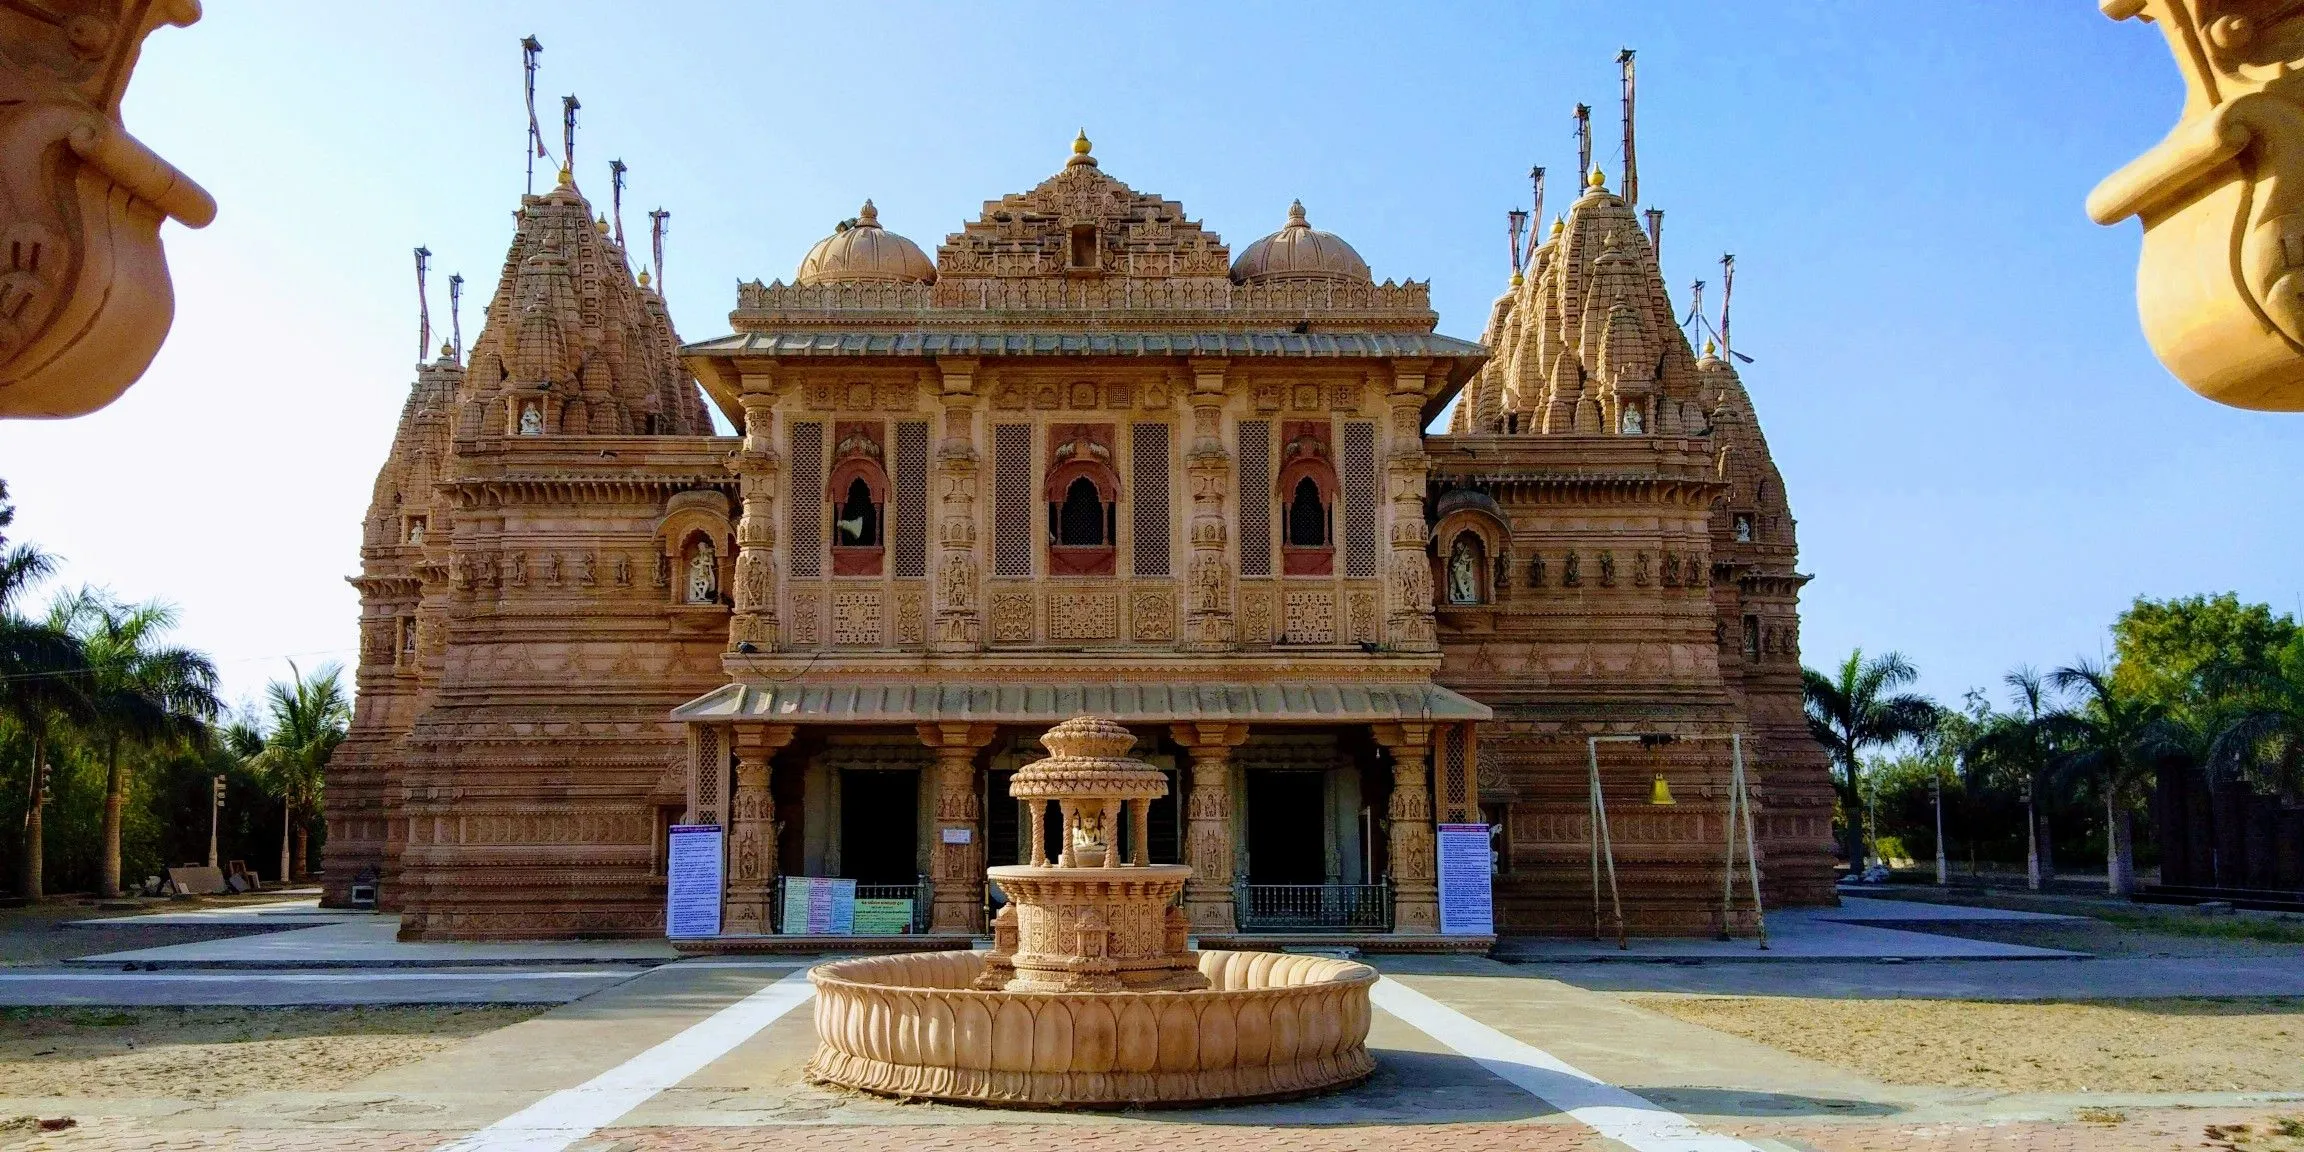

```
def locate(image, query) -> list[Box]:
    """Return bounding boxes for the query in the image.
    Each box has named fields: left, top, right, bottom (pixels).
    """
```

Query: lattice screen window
left=695, top=727, right=722, bottom=827
left=1342, top=420, right=1378, bottom=578
left=993, top=423, right=1033, bottom=577
left=893, top=421, right=929, bottom=578
left=1130, top=423, right=1171, bottom=577
left=1440, top=725, right=1473, bottom=824
left=787, top=422, right=824, bottom=578
left=1237, top=420, right=1272, bottom=577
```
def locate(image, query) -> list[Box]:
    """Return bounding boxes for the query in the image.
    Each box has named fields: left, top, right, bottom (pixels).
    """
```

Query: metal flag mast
left=447, top=273, right=465, bottom=365
left=522, top=36, right=545, bottom=195
left=649, top=207, right=670, bottom=295
left=561, top=94, right=581, bottom=179
left=1619, top=48, right=1639, bottom=207
left=1526, top=165, right=1547, bottom=266
left=609, top=158, right=628, bottom=248
left=1574, top=103, right=1593, bottom=182
left=1506, top=209, right=1528, bottom=280
left=413, top=246, right=432, bottom=362
left=1719, top=253, right=1739, bottom=364
left=1585, top=732, right=1769, bottom=950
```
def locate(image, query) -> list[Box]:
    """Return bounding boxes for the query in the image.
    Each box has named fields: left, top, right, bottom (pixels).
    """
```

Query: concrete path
left=0, top=965, right=653, bottom=1006
left=71, top=917, right=681, bottom=969
left=1517, top=955, right=2304, bottom=999
left=67, top=897, right=371, bottom=928
left=1496, top=900, right=2088, bottom=963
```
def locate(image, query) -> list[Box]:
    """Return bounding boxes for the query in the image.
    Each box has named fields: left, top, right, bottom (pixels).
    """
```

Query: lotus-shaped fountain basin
left=806, top=948, right=1377, bottom=1107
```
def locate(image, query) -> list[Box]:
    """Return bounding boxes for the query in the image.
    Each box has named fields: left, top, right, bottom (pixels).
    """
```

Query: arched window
left=1057, top=476, right=1107, bottom=546
left=1446, top=532, right=1486, bottom=606
left=836, top=477, right=880, bottom=547
left=1285, top=476, right=1328, bottom=547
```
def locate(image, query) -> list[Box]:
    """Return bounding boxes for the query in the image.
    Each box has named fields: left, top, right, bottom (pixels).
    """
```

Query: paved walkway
left=1496, top=897, right=2089, bottom=963
left=0, top=965, right=653, bottom=1005
left=71, top=917, right=680, bottom=969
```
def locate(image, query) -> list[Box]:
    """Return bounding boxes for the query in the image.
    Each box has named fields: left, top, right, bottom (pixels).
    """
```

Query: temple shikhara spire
left=327, top=50, right=1828, bottom=946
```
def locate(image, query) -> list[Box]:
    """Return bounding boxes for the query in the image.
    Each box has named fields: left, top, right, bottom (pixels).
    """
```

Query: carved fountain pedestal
left=806, top=716, right=1377, bottom=1107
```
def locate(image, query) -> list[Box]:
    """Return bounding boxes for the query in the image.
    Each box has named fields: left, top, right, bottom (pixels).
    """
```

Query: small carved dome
left=795, top=200, right=936, bottom=286
left=1230, top=200, right=1372, bottom=285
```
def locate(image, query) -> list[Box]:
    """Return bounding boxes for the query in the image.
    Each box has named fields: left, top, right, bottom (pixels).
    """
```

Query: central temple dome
left=795, top=200, right=935, bottom=286
left=1230, top=200, right=1372, bottom=285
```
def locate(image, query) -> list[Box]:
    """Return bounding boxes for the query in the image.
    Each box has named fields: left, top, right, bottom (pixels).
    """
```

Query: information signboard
left=779, top=876, right=857, bottom=935
left=665, top=825, right=724, bottom=938
left=853, top=898, right=914, bottom=935
left=1436, top=822, right=1495, bottom=935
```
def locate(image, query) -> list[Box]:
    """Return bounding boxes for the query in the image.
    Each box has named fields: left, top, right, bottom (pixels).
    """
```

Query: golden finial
left=1704, top=339, right=1717, bottom=357
left=1073, top=128, right=1092, bottom=155
left=1550, top=216, right=1564, bottom=237
left=1511, top=272, right=1525, bottom=286
left=1588, top=167, right=1606, bottom=189
left=596, top=215, right=610, bottom=235
left=556, top=166, right=573, bottom=187
left=439, top=340, right=455, bottom=360
left=638, top=268, right=652, bottom=288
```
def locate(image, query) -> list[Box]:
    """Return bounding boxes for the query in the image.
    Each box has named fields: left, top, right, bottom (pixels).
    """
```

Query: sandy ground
left=1631, top=994, right=2304, bottom=1093
left=0, top=1005, right=544, bottom=1100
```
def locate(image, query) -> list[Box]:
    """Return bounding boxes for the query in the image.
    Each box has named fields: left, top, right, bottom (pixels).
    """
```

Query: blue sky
left=1, top=2, right=2295, bottom=710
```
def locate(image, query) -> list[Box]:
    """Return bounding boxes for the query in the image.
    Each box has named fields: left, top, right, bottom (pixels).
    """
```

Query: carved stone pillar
left=932, top=359, right=984, bottom=652
left=1171, top=722, right=1249, bottom=932
left=918, top=722, right=998, bottom=934
left=724, top=723, right=796, bottom=934
left=1385, top=363, right=1438, bottom=652
left=1182, top=359, right=1235, bottom=651
left=729, top=372, right=783, bottom=651
left=1373, top=721, right=1439, bottom=933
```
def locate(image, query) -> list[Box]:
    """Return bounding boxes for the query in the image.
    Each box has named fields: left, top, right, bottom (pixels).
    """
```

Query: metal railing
left=1234, top=881, right=1391, bottom=932
left=771, top=875, right=932, bottom=935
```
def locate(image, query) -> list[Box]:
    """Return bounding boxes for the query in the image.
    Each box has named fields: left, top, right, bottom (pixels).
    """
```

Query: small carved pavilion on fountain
left=329, top=131, right=1831, bottom=945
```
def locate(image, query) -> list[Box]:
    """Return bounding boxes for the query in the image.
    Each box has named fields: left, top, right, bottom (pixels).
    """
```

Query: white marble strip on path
left=434, top=967, right=816, bottom=1152
left=1373, top=976, right=1764, bottom=1152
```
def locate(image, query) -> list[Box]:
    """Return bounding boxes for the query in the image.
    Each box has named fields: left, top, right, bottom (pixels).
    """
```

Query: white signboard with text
left=1436, top=822, right=1495, bottom=935
left=665, top=824, right=724, bottom=938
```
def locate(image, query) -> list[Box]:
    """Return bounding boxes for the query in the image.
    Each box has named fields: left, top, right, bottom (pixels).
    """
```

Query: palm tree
left=245, top=662, right=348, bottom=884
left=0, top=538, right=88, bottom=900
left=2048, top=659, right=2182, bottom=896
left=1962, top=668, right=2062, bottom=888
left=56, top=590, right=222, bottom=896
left=1803, top=649, right=1940, bottom=876
left=2200, top=638, right=2304, bottom=804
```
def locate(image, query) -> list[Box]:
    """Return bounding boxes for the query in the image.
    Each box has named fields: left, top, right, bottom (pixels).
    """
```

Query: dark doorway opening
left=839, top=769, right=918, bottom=884
left=1247, top=771, right=1326, bottom=884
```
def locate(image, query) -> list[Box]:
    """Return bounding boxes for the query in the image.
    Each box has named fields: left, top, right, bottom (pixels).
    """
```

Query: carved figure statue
left=407, top=520, right=425, bottom=545
left=0, top=2, right=214, bottom=419
left=2093, top=0, right=2304, bottom=410
left=1563, top=550, right=1581, bottom=587
left=1528, top=553, right=1546, bottom=587
left=519, top=403, right=545, bottom=435
left=1598, top=550, right=1616, bottom=587
left=1619, top=405, right=1644, bottom=434
left=687, top=541, right=717, bottom=603
left=1447, top=536, right=1480, bottom=605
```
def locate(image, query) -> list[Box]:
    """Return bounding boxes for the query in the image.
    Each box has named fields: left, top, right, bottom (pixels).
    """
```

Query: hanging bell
left=1649, top=772, right=1677, bottom=806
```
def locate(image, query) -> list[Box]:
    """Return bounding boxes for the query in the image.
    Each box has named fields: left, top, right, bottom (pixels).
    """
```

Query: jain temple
left=327, top=130, right=1829, bottom=946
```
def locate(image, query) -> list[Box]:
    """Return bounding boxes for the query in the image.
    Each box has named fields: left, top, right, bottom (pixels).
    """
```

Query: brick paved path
left=8, top=1113, right=2290, bottom=1152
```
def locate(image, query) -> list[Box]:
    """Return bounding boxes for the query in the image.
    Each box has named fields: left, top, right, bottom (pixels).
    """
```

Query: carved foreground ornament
left=2092, top=0, right=2304, bottom=410
left=1, top=0, right=213, bottom=419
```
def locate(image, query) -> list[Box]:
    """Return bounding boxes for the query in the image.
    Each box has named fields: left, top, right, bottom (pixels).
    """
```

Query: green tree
left=0, top=481, right=89, bottom=899
left=55, top=590, right=222, bottom=896
left=1961, top=668, right=2064, bottom=886
left=1803, top=649, right=1941, bottom=873
left=2111, top=594, right=2298, bottom=725
left=2049, top=660, right=2183, bottom=895
left=245, top=663, right=347, bottom=884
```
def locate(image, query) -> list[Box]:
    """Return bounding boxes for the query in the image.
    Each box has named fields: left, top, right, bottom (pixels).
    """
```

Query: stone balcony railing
left=731, top=276, right=1437, bottom=330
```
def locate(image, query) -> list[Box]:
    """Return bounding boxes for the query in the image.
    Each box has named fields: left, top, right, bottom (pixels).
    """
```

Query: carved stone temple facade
left=326, top=135, right=1832, bottom=941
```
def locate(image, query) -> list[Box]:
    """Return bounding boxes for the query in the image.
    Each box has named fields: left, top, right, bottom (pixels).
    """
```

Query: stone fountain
left=806, top=716, right=1377, bottom=1107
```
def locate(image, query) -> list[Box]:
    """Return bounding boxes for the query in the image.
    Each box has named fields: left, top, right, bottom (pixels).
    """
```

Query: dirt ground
left=1631, top=994, right=2304, bottom=1093
left=0, top=1005, right=546, bottom=1100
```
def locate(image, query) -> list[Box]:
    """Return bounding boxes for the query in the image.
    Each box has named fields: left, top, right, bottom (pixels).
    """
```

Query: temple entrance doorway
left=1246, top=770, right=1327, bottom=884
left=837, top=768, right=918, bottom=884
